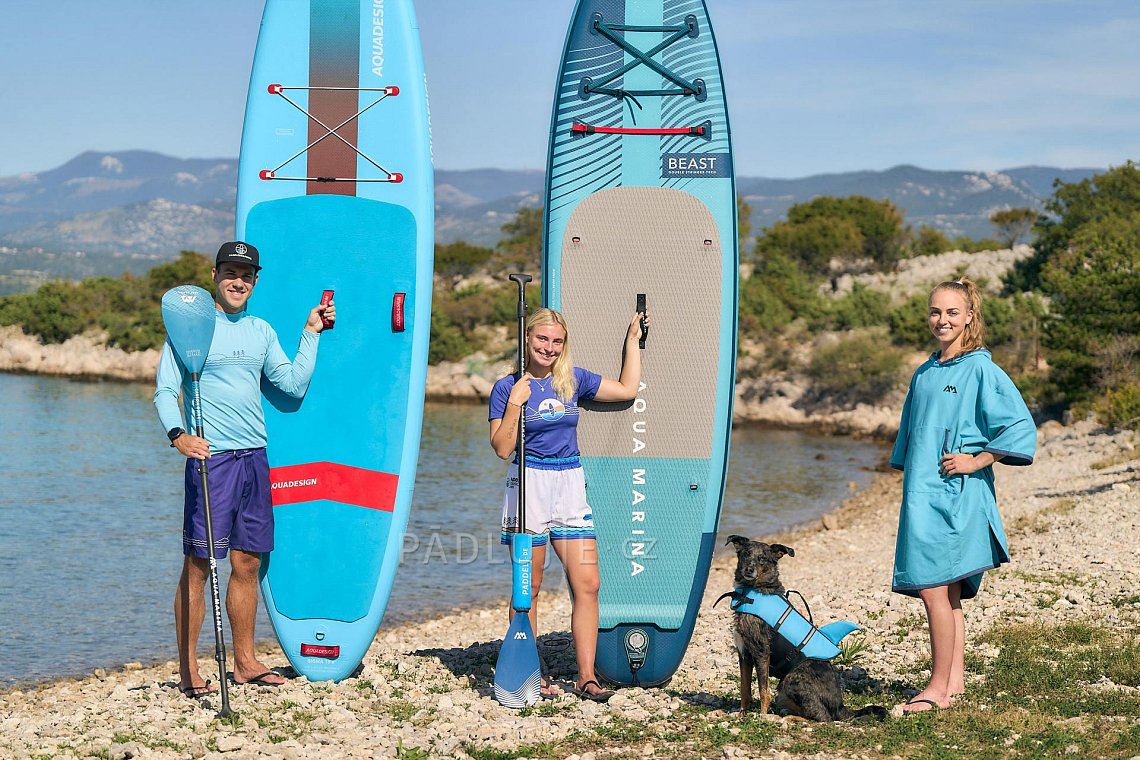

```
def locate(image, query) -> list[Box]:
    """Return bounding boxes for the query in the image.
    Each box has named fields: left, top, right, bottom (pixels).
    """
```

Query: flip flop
left=540, top=679, right=562, bottom=701
left=572, top=679, right=615, bottom=703
left=902, top=697, right=942, bottom=714
left=235, top=671, right=284, bottom=688
left=179, top=680, right=218, bottom=699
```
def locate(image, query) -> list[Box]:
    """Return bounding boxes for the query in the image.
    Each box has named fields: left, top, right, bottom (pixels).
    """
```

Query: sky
left=1, top=0, right=1137, bottom=179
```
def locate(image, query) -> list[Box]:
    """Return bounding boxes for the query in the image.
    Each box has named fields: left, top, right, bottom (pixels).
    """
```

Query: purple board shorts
left=183, top=448, right=273, bottom=559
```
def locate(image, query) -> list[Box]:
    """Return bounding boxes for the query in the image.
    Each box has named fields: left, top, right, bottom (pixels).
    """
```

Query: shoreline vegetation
left=1, top=419, right=1136, bottom=758
left=0, top=244, right=1037, bottom=440
left=4, top=162, right=1138, bottom=434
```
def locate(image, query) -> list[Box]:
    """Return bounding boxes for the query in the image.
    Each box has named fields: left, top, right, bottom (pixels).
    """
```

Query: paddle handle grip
left=320, top=290, right=334, bottom=330
left=637, top=293, right=648, bottom=349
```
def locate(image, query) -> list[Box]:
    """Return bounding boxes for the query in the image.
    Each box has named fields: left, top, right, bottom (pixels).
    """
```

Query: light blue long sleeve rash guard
left=154, top=309, right=319, bottom=452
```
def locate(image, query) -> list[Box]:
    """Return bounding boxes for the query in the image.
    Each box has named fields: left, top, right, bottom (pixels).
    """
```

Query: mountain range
left=0, top=150, right=1099, bottom=294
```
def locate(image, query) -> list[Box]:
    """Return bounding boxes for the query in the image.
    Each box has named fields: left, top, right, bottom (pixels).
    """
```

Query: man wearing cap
left=154, top=241, right=335, bottom=695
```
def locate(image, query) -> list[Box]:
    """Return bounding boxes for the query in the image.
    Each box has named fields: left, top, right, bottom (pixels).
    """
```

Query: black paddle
left=493, top=273, right=542, bottom=708
left=160, top=285, right=234, bottom=718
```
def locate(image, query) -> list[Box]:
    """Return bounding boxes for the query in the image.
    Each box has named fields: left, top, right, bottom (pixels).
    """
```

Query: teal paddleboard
left=235, top=0, right=433, bottom=682
left=543, top=0, right=737, bottom=686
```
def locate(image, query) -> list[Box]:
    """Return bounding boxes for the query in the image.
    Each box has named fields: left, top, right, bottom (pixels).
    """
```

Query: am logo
left=943, top=385, right=958, bottom=394
left=513, top=631, right=529, bottom=640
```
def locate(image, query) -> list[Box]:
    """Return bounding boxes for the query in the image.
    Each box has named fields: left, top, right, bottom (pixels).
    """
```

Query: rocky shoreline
left=0, top=246, right=1033, bottom=441
left=2, top=418, right=1136, bottom=758
left=0, top=328, right=905, bottom=439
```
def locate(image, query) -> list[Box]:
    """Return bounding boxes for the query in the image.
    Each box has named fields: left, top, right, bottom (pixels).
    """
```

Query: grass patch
left=1091, top=444, right=1140, bottom=470
left=836, top=633, right=871, bottom=667
left=1007, top=569, right=1088, bottom=608
left=893, top=613, right=926, bottom=643
left=1006, top=497, right=1077, bottom=534
left=385, top=700, right=417, bottom=722
left=396, top=739, right=431, bottom=759
left=1112, top=594, right=1140, bottom=608
left=764, top=621, right=1140, bottom=759
left=111, top=731, right=184, bottom=752
left=462, top=744, right=551, bottom=760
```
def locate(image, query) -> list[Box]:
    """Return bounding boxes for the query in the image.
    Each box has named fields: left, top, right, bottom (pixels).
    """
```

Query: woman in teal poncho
left=889, top=277, right=1036, bottom=713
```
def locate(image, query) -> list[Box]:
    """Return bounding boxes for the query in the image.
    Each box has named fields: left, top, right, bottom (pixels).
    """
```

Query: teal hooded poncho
left=890, top=348, right=1036, bottom=599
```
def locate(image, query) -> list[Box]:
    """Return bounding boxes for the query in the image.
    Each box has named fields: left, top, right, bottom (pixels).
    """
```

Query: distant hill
left=0, top=150, right=1101, bottom=293
left=737, top=164, right=1099, bottom=237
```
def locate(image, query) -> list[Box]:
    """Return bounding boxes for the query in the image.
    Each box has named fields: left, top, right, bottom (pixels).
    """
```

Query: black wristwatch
left=167, top=427, right=185, bottom=446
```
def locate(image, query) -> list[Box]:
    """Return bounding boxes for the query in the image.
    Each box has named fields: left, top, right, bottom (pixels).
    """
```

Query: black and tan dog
left=724, top=535, right=887, bottom=722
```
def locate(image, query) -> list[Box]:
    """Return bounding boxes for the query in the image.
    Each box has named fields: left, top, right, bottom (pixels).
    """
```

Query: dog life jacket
left=715, top=587, right=861, bottom=660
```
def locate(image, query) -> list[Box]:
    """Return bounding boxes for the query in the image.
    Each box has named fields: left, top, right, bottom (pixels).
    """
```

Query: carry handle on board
left=637, top=293, right=648, bottom=349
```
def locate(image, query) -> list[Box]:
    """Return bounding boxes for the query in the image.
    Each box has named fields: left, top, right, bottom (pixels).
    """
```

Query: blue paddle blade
left=493, top=612, right=541, bottom=709
left=510, top=533, right=534, bottom=612
left=161, top=286, right=217, bottom=375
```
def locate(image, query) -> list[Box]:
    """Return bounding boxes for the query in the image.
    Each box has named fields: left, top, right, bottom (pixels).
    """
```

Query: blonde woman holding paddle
left=489, top=306, right=648, bottom=702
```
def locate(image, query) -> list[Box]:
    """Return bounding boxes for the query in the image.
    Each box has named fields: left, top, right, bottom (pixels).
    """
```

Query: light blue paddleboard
left=235, top=0, right=433, bottom=682
left=543, top=0, right=737, bottom=687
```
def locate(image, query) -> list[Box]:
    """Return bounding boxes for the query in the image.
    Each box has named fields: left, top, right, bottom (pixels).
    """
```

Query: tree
left=737, top=193, right=753, bottom=253
left=784, top=195, right=907, bottom=271
left=757, top=215, right=863, bottom=275
left=495, top=206, right=543, bottom=273
left=1040, top=211, right=1140, bottom=401
left=912, top=225, right=952, bottom=257
left=1004, top=162, right=1140, bottom=292
left=434, top=241, right=493, bottom=286
left=990, top=207, right=1038, bottom=248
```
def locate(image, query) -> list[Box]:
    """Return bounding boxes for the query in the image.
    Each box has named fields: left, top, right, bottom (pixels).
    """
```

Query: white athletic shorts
left=500, top=457, right=595, bottom=546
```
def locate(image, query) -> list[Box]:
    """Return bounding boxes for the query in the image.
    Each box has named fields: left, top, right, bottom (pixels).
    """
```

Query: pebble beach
left=2, top=417, right=1136, bottom=759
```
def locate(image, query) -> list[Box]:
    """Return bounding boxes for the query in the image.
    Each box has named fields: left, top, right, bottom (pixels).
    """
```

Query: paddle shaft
left=189, top=373, right=234, bottom=718
left=508, top=273, right=532, bottom=535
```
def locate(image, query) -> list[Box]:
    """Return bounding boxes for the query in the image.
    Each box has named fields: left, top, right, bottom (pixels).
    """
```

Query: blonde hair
left=525, top=307, right=576, bottom=401
left=930, top=276, right=986, bottom=353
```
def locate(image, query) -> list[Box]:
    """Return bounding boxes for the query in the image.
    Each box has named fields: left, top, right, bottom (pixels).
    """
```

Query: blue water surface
left=0, top=372, right=883, bottom=687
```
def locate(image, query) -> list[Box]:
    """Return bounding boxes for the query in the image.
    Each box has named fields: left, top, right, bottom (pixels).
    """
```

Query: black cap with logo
left=215, top=241, right=261, bottom=271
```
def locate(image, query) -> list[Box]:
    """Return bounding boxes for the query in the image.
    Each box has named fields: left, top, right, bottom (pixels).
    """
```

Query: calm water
left=0, top=372, right=883, bottom=687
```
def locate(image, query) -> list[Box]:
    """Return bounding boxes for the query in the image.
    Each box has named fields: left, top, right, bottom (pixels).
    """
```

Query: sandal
left=572, top=679, right=615, bottom=703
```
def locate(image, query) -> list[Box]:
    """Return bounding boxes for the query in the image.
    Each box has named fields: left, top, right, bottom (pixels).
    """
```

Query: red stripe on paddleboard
left=270, top=461, right=397, bottom=512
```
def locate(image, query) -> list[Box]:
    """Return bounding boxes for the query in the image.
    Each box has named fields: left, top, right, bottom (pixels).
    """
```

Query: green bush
left=758, top=216, right=863, bottom=275
left=806, top=329, right=906, bottom=406
left=818, top=283, right=892, bottom=331
left=785, top=195, right=908, bottom=270
left=911, top=225, right=952, bottom=257
left=435, top=240, right=494, bottom=284
left=739, top=250, right=825, bottom=333
left=0, top=250, right=213, bottom=350
left=1093, top=383, right=1140, bottom=431
left=428, top=305, right=472, bottom=365
left=886, top=292, right=934, bottom=350
left=0, top=286, right=89, bottom=343
left=984, top=292, right=1047, bottom=377
left=950, top=236, right=1005, bottom=253
left=1041, top=211, right=1140, bottom=402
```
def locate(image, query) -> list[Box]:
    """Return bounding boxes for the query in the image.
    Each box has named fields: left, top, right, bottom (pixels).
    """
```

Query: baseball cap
left=215, top=241, right=261, bottom=271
